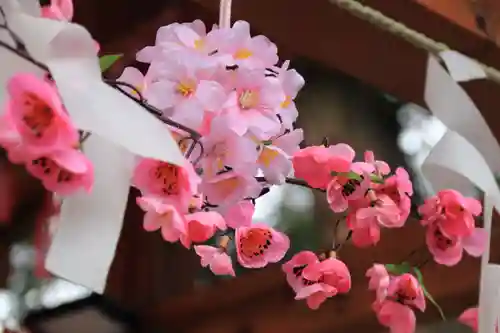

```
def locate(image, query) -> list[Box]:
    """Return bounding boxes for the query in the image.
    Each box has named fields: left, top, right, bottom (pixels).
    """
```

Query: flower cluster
left=419, top=189, right=486, bottom=266
left=293, top=146, right=413, bottom=247
left=0, top=1, right=490, bottom=332
left=366, top=264, right=426, bottom=333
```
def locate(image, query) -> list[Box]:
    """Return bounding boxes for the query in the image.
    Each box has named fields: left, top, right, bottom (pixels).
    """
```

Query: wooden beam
left=148, top=216, right=496, bottom=333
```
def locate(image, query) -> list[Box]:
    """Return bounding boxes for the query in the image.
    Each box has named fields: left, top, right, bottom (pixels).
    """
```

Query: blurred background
left=2, top=0, right=500, bottom=332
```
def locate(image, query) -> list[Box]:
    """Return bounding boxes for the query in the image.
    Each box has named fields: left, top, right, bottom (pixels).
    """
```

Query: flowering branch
left=0, top=2, right=488, bottom=333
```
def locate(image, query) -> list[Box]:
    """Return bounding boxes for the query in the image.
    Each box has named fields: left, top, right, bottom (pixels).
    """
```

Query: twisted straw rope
left=329, top=0, right=500, bottom=84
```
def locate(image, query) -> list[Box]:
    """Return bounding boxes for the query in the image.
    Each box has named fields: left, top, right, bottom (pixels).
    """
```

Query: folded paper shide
left=0, top=0, right=498, bottom=332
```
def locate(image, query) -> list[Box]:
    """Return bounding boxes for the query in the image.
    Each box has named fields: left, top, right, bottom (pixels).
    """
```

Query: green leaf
left=262, top=140, right=273, bottom=146
left=331, top=171, right=385, bottom=184
left=99, top=54, right=123, bottom=72
left=385, top=262, right=411, bottom=275
left=413, top=267, right=446, bottom=321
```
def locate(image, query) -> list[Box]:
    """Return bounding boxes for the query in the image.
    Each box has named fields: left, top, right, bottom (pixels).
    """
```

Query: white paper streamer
left=0, top=0, right=185, bottom=293
left=439, top=50, right=488, bottom=83
left=45, top=134, right=135, bottom=293
left=423, top=55, right=500, bottom=333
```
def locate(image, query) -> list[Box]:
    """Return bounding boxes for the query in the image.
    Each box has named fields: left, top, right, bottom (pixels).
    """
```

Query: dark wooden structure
left=1, top=0, right=500, bottom=332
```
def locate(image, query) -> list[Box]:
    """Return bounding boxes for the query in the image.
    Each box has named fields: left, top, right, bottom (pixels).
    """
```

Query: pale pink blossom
left=145, top=57, right=226, bottom=129
left=222, top=69, right=283, bottom=138
left=6, top=73, right=79, bottom=153
left=116, top=67, right=151, bottom=100
left=25, top=149, right=93, bottom=195
left=180, top=211, right=227, bottom=248
left=201, top=170, right=261, bottom=207
left=194, top=245, right=235, bottom=277
left=257, top=129, right=304, bottom=184
left=458, top=307, right=478, bottom=332
left=136, top=196, right=186, bottom=242
left=200, top=115, right=259, bottom=177
left=295, top=257, right=351, bottom=310
left=213, top=21, right=278, bottom=69
left=292, top=144, right=355, bottom=190
left=274, top=61, right=304, bottom=128
left=327, top=173, right=371, bottom=213
left=426, top=223, right=487, bottom=266
left=235, top=224, right=289, bottom=268
left=132, top=158, right=200, bottom=212
left=418, top=189, right=481, bottom=238
left=366, top=264, right=390, bottom=302
left=223, top=200, right=254, bottom=229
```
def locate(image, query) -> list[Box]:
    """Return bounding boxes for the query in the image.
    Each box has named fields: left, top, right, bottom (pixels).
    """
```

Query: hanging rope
left=329, top=0, right=500, bottom=84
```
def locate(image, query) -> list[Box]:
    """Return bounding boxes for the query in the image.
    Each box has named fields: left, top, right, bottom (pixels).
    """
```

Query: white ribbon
left=0, top=0, right=185, bottom=292
left=422, top=52, right=500, bottom=333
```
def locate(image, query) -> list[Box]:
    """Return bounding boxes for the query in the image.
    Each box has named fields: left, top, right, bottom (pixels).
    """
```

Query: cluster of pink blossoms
left=0, top=3, right=489, bottom=331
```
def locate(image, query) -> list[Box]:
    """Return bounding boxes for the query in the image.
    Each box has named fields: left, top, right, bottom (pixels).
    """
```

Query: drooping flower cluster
left=292, top=146, right=413, bottom=247
left=366, top=264, right=426, bottom=333
left=418, top=189, right=486, bottom=266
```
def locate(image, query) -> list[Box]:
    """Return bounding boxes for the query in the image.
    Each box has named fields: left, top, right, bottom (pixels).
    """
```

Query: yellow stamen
left=216, top=176, right=241, bottom=194
left=176, top=80, right=196, bottom=97
left=239, top=90, right=259, bottom=109
left=258, top=147, right=279, bottom=167
left=281, top=95, right=292, bottom=108
left=194, top=39, right=204, bottom=50
left=234, top=48, right=252, bottom=59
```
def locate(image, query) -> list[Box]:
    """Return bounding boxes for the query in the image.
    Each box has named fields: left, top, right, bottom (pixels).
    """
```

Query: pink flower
left=375, top=300, right=416, bottom=333
left=295, top=257, right=351, bottom=310
left=136, top=196, right=186, bottom=242
left=223, top=200, right=254, bottom=228
left=348, top=212, right=381, bottom=248
left=458, top=307, right=478, bottom=332
left=364, top=150, right=390, bottom=175
left=180, top=211, right=227, bottom=248
left=116, top=67, right=150, bottom=99
left=6, top=73, right=79, bottom=152
left=132, top=158, right=200, bottom=212
left=374, top=167, right=413, bottom=223
left=418, top=189, right=481, bottom=238
left=257, top=129, right=304, bottom=184
left=235, top=224, right=289, bottom=268
left=387, top=273, right=426, bottom=312
left=201, top=170, right=261, bottom=208
left=222, top=69, right=283, bottom=138
left=425, top=223, right=487, bottom=266
left=214, top=21, right=278, bottom=69
left=292, top=144, right=354, bottom=190
left=366, top=264, right=390, bottom=302
left=327, top=173, right=372, bottom=213
left=200, top=116, right=259, bottom=177
left=137, top=21, right=215, bottom=62
left=282, top=251, right=320, bottom=292
left=25, top=149, right=93, bottom=195
left=273, top=60, right=304, bottom=128
left=355, top=194, right=402, bottom=229
left=194, top=245, right=235, bottom=277
left=41, top=0, right=73, bottom=21
left=145, top=57, right=226, bottom=129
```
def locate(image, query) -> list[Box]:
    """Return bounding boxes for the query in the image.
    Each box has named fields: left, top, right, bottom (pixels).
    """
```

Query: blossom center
left=176, top=80, right=196, bottom=97
left=342, top=178, right=361, bottom=197
left=239, top=90, right=259, bottom=109
left=154, top=163, right=179, bottom=195
left=234, top=48, right=252, bottom=59
left=259, top=147, right=279, bottom=167
left=281, top=95, right=292, bottom=108
left=194, top=39, right=204, bottom=50
left=239, top=228, right=273, bottom=258
left=32, top=157, right=75, bottom=183
left=22, top=93, right=55, bottom=138
left=434, top=228, right=455, bottom=250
